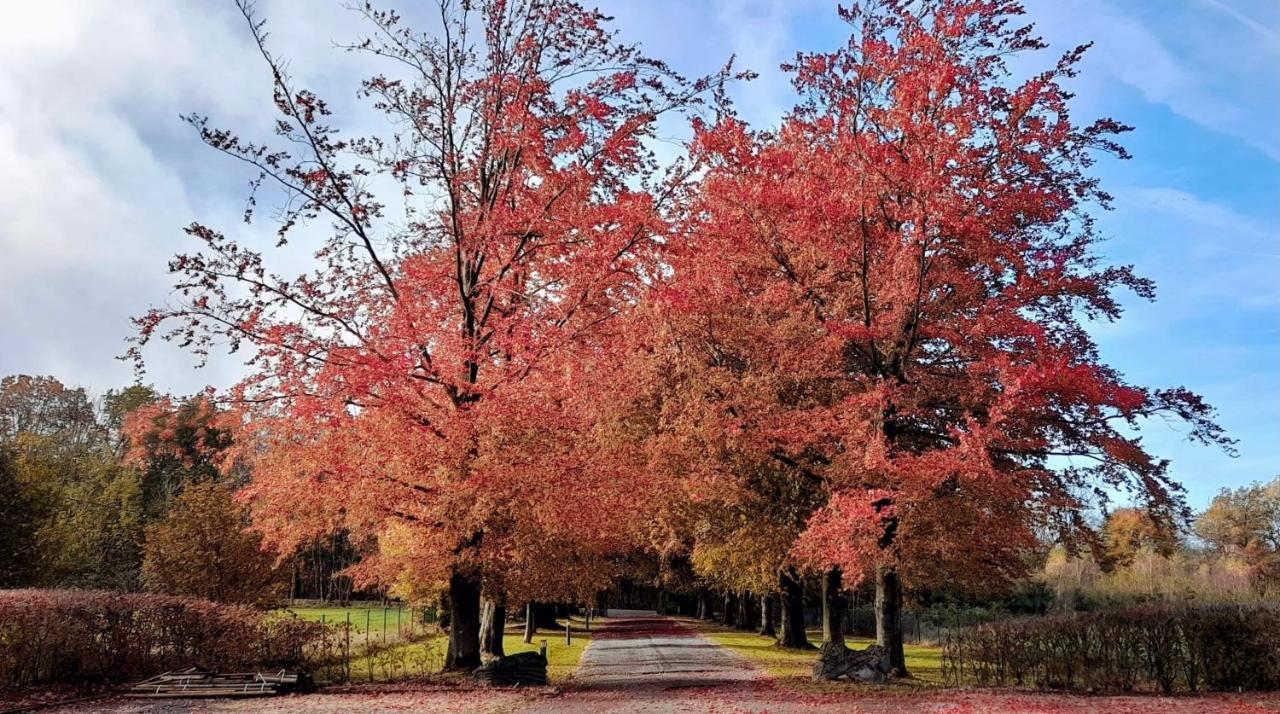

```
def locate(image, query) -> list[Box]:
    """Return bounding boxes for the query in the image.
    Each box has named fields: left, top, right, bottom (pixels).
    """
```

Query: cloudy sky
left=0, top=0, right=1276, bottom=507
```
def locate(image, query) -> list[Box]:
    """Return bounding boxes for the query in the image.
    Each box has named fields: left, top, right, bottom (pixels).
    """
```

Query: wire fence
left=286, top=604, right=444, bottom=684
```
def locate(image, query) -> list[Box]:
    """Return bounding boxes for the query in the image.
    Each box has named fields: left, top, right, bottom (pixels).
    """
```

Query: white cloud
left=1025, top=0, right=1280, bottom=161
left=0, top=0, right=363, bottom=395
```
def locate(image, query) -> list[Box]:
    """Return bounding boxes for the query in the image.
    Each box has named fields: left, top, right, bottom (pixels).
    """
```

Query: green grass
left=336, top=617, right=593, bottom=684
left=284, top=605, right=419, bottom=635
left=693, top=621, right=943, bottom=693
left=500, top=624, right=592, bottom=684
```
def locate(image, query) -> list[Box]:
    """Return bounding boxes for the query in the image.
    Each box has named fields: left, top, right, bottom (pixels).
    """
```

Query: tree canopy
left=130, top=0, right=1232, bottom=674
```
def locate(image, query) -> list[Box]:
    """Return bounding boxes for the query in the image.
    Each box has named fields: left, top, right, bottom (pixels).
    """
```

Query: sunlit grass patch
left=338, top=617, right=592, bottom=684
left=284, top=604, right=420, bottom=635
left=692, top=620, right=943, bottom=694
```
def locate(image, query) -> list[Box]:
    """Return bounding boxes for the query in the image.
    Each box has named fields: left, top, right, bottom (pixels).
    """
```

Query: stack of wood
left=127, top=667, right=313, bottom=698
left=473, top=652, right=548, bottom=686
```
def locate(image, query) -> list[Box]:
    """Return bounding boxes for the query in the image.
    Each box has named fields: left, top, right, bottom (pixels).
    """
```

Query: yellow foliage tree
left=142, top=482, right=282, bottom=605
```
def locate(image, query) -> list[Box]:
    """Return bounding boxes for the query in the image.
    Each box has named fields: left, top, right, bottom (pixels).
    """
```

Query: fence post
left=319, top=614, right=327, bottom=682
left=565, top=621, right=571, bottom=645
left=540, top=640, right=548, bottom=658
left=345, top=612, right=351, bottom=683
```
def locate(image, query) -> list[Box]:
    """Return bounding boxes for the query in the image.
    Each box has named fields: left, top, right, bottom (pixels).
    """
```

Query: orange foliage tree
left=654, top=0, right=1231, bottom=673
left=133, top=0, right=738, bottom=669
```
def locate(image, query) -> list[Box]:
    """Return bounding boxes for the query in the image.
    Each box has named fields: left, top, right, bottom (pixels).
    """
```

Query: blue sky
left=0, top=0, right=1275, bottom=508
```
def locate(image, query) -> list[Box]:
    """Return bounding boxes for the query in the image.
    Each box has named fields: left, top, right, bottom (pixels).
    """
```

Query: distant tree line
left=0, top=374, right=372, bottom=605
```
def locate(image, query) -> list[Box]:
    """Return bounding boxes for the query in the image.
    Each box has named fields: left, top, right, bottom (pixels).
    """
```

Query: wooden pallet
left=126, top=667, right=310, bottom=698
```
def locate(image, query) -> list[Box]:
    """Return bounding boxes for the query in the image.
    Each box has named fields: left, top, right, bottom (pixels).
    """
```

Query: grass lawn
left=692, top=621, right=943, bottom=694
left=338, top=616, right=593, bottom=684
left=284, top=604, right=419, bottom=635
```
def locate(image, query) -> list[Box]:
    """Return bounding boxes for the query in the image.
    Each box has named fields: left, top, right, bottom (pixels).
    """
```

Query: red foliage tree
left=122, top=396, right=244, bottom=517
left=659, top=0, right=1232, bottom=673
left=133, top=0, right=737, bottom=670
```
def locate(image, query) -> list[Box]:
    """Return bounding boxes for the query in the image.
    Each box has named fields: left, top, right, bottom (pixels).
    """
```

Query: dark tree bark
left=444, top=570, right=482, bottom=670
left=777, top=567, right=812, bottom=649
left=759, top=593, right=776, bottom=638
left=875, top=565, right=908, bottom=676
left=479, top=594, right=506, bottom=659
left=736, top=591, right=752, bottom=631
left=722, top=591, right=738, bottom=627
left=822, top=566, right=846, bottom=645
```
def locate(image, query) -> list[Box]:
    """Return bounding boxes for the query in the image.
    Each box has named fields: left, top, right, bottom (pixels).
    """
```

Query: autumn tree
left=1101, top=507, right=1180, bottom=570
left=122, top=395, right=241, bottom=518
left=142, top=481, right=282, bottom=605
left=664, top=0, right=1230, bottom=674
left=684, top=457, right=822, bottom=647
left=1196, top=477, right=1280, bottom=582
left=101, top=385, right=160, bottom=454
left=133, top=0, right=737, bottom=670
left=0, top=375, right=101, bottom=448
left=0, top=446, right=39, bottom=587
left=0, top=375, right=146, bottom=589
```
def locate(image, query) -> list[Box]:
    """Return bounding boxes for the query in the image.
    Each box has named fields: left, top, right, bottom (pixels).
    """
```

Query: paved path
left=520, top=610, right=769, bottom=713
left=567, top=609, right=759, bottom=691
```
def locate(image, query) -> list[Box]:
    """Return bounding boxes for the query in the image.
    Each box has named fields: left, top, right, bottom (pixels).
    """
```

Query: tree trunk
left=522, top=602, right=536, bottom=644
left=722, top=591, right=738, bottom=627
left=777, top=567, right=812, bottom=649
left=444, top=571, right=482, bottom=671
left=759, top=593, right=776, bottom=638
left=875, top=565, right=908, bottom=676
left=479, top=594, right=506, bottom=659
left=696, top=589, right=711, bottom=620
left=822, top=566, right=846, bottom=645
left=736, top=591, right=752, bottom=631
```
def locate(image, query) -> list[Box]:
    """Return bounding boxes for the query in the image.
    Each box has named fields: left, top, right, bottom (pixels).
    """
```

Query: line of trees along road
left=124, top=0, right=1234, bottom=676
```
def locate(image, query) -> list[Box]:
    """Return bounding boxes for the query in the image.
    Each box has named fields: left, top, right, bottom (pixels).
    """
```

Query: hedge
left=0, top=589, right=333, bottom=688
left=942, top=603, right=1280, bottom=693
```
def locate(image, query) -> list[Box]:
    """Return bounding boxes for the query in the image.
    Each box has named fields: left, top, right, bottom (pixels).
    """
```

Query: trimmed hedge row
left=0, top=589, right=332, bottom=688
left=942, top=603, right=1280, bottom=693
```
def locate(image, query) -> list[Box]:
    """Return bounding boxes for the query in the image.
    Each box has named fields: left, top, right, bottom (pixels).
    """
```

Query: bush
left=0, top=589, right=335, bottom=689
left=142, top=482, right=283, bottom=605
left=942, top=603, right=1280, bottom=693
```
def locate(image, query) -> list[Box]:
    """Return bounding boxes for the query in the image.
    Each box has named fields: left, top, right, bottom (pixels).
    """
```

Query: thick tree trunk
left=722, top=591, right=738, bottom=627
left=736, top=591, right=752, bottom=631
left=758, top=593, right=776, bottom=637
left=479, top=594, right=506, bottom=659
left=875, top=565, right=908, bottom=676
left=822, top=566, right=846, bottom=645
left=777, top=567, right=812, bottom=649
left=444, top=571, right=482, bottom=671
